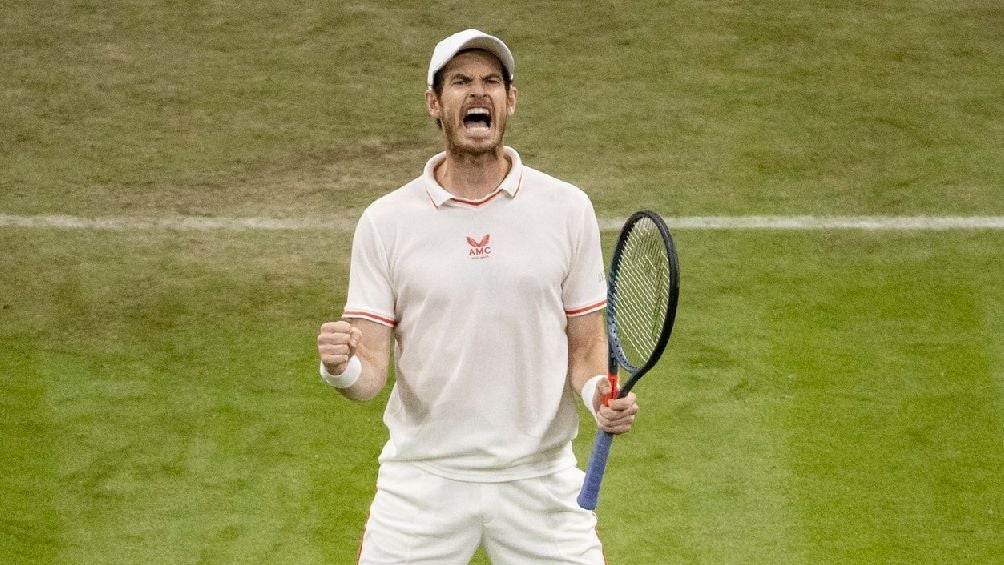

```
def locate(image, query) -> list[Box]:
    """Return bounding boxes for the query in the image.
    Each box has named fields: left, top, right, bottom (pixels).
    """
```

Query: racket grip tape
left=577, top=429, right=615, bottom=510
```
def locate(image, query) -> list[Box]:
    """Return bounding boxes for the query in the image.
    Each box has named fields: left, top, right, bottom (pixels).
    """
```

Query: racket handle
left=605, top=374, right=619, bottom=403
left=577, top=429, right=615, bottom=510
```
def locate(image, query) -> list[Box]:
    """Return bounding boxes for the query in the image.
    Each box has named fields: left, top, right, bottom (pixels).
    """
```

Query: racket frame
left=607, top=210, right=680, bottom=397
left=577, top=210, right=680, bottom=510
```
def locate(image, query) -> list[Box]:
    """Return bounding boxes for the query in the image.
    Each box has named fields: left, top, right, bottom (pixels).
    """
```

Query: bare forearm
left=335, top=342, right=389, bottom=401
left=318, top=318, right=392, bottom=401
left=566, top=310, right=639, bottom=433
left=566, top=311, right=607, bottom=397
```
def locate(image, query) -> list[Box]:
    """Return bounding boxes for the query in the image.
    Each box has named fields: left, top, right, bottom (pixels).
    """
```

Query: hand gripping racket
left=577, top=210, right=680, bottom=510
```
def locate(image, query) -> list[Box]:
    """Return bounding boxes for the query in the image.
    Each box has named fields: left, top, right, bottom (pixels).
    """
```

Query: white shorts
left=357, top=462, right=605, bottom=564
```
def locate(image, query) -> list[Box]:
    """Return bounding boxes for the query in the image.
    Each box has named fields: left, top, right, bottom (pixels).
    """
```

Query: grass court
left=2, top=1, right=1002, bottom=563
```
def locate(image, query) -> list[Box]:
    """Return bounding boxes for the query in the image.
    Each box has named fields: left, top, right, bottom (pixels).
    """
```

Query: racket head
left=607, top=210, right=680, bottom=395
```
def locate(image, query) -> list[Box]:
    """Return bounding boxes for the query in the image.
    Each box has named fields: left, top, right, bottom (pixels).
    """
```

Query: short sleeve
left=343, top=212, right=397, bottom=327
left=562, top=198, right=607, bottom=317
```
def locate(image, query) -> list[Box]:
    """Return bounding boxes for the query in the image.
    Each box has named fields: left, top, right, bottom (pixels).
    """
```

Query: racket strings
left=612, top=220, right=671, bottom=369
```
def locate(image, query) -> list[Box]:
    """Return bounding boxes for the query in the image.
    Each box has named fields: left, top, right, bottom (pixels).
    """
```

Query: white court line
left=604, top=216, right=1004, bottom=231
left=0, top=214, right=355, bottom=232
left=2, top=214, right=1004, bottom=232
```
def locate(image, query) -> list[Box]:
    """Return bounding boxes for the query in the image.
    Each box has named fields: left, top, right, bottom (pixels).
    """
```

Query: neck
left=435, top=147, right=511, bottom=200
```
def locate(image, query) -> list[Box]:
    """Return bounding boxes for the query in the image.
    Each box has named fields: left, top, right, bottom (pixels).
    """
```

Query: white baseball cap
left=427, top=29, right=515, bottom=89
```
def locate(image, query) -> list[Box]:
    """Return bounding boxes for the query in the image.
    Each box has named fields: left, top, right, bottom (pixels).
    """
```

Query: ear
left=506, top=86, right=518, bottom=116
left=425, top=89, right=442, bottom=120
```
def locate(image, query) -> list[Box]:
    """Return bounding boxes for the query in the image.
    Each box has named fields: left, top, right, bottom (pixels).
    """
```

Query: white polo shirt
left=344, top=146, right=606, bottom=482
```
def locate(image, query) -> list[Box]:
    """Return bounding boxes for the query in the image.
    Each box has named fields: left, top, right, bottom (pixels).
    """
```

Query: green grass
left=3, top=1, right=1002, bottom=218
left=2, top=229, right=366, bottom=563
left=3, top=229, right=1002, bottom=563
left=3, top=1, right=1003, bottom=563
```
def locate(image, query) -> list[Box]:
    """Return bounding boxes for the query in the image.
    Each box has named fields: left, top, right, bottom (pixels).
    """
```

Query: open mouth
left=462, top=107, right=492, bottom=132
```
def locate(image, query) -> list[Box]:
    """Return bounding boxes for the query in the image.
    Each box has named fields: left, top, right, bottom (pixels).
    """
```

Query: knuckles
left=317, top=322, right=362, bottom=355
left=317, top=330, right=352, bottom=346
left=319, top=320, right=352, bottom=334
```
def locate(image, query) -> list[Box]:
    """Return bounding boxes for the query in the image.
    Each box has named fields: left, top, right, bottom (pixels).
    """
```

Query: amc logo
left=466, top=234, right=492, bottom=259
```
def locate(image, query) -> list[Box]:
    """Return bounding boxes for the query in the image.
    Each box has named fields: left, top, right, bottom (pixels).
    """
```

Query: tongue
left=464, top=118, right=491, bottom=132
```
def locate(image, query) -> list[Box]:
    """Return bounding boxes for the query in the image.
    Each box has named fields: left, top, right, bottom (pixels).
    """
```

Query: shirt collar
left=423, top=146, right=524, bottom=208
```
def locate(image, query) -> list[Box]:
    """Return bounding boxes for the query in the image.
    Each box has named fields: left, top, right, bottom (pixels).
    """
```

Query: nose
left=469, top=79, right=488, bottom=96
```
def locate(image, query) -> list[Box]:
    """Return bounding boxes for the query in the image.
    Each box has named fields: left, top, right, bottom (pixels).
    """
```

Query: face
left=426, top=50, right=518, bottom=155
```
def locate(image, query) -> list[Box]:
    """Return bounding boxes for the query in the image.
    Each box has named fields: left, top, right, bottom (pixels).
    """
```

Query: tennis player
left=317, top=28, right=639, bottom=564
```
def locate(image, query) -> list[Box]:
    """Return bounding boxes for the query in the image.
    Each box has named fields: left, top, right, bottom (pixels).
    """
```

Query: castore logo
left=466, top=234, right=492, bottom=259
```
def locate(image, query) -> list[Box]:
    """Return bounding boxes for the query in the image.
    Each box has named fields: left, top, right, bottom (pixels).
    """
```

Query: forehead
left=440, top=49, right=506, bottom=77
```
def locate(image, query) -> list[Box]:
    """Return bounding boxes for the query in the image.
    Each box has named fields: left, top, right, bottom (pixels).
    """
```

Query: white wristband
left=320, top=356, right=361, bottom=389
left=580, top=374, right=605, bottom=418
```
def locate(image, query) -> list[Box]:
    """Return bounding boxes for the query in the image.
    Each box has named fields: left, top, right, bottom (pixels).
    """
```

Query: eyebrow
left=447, top=71, right=504, bottom=82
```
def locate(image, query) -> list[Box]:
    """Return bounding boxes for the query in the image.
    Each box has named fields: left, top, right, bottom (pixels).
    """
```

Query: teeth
left=465, top=108, right=490, bottom=116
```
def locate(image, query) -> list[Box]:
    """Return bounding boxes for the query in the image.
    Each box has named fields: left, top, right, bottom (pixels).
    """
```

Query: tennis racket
left=577, top=210, right=680, bottom=510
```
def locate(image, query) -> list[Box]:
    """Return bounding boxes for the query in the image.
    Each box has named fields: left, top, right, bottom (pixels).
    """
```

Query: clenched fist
left=317, top=321, right=362, bottom=375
